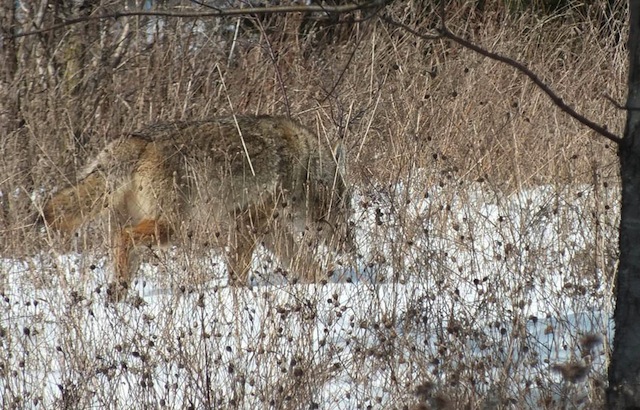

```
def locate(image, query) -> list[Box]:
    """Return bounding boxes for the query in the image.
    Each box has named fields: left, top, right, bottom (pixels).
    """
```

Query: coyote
left=42, top=116, right=353, bottom=300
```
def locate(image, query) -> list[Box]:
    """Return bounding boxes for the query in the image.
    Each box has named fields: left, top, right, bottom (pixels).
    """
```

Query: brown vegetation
left=0, top=1, right=624, bottom=408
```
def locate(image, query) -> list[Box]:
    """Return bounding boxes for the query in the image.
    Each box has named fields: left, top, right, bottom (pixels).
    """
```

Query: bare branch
left=603, top=94, right=640, bottom=112
left=252, top=17, right=291, bottom=118
left=381, top=15, right=624, bottom=146
left=11, top=1, right=389, bottom=39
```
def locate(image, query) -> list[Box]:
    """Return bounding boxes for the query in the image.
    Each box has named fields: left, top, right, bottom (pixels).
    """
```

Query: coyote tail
left=42, top=172, right=108, bottom=233
left=42, top=135, right=148, bottom=234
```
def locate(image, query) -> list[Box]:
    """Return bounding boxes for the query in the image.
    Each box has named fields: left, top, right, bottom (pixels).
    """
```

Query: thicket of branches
left=0, top=0, right=624, bottom=251
left=0, top=0, right=626, bottom=408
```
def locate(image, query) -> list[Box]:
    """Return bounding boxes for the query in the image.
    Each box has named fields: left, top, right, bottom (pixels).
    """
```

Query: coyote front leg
left=109, top=219, right=171, bottom=301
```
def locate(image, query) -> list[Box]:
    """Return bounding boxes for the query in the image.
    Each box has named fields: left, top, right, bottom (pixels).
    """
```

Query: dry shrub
left=0, top=1, right=624, bottom=408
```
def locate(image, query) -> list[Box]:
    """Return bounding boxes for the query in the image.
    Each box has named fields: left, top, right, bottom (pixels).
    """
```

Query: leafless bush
left=0, top=1, right=624, bottom=408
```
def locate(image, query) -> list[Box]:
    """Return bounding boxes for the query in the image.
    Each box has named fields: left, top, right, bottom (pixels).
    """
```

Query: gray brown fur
left=42, top=116, right=353, bottom=300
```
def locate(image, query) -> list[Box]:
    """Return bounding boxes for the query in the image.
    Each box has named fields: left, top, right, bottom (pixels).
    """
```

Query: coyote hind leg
left=226, top=206, right=263, bottom=287
left=108, top=219, right=171, bottom=301
left=227, top=233, right=256, bottom=287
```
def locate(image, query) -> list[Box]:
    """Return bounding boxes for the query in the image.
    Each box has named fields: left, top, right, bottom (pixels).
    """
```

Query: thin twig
left=216, top=64, right=256, bottom=177
left=254, top=17, right=291, bottom=118
left=604, top=94, right=637, bottom=111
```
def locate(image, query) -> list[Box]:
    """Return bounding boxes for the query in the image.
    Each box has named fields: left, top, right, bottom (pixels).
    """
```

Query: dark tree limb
left=608, top=2, right=640, bottom=408
left=11, top=0, right=391, bottom=39
left=381, top=14, right=623, bottom=146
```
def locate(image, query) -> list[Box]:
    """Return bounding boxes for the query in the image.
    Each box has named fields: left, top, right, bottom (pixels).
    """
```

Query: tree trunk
left=58, top=0, right=92, bottom=159
left=607, top=2, right=640, bottom=408
left=0, top=0, right=32, bottom=230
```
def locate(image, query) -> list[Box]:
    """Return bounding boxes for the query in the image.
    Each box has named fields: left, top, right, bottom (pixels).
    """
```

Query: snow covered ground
left=0, top=182, right=617, bottom=408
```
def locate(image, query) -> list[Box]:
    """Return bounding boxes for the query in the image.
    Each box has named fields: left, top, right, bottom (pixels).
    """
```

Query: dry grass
left=0, top=1, right=625, bottom=408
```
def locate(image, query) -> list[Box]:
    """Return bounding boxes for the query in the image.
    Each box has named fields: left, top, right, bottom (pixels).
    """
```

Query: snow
left=0, top=182, right=616, bottom=408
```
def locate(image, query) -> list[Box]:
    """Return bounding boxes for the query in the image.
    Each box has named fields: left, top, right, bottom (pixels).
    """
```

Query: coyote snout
left=42, top=116, right=354, bottom=300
